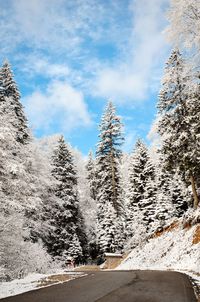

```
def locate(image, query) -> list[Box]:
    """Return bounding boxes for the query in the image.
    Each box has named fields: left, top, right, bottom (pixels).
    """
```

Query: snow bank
left=118, top=224, right=200, bottom=274
left=0, top=273, right=47, bottom=299
left=0, top=271, right=86, bottom=299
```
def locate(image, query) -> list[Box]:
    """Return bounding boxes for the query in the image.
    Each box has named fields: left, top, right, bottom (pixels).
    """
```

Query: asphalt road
left=0, top=270, right=197, bottom=302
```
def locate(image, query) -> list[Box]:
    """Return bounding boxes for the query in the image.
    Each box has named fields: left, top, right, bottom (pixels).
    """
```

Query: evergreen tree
left=47, top=136, right=87, bottom=262
left=0, top=61, right=29, bottom=144
left=0, top=63, right=54, bottom=279
left=141, top=178, right=157, bottom=233
left=86, top=151, right=97, bottom=201
left=170, top=172, right=189, bottom=217
left=155, top=167, right=176, bottom=230
left=126, top=140, right=157, bottom=235
left=85, top=151, right=99, bottom=260
left=96, top=101, right=125, bottom=253
left=158, top=49, right=200, bottom=209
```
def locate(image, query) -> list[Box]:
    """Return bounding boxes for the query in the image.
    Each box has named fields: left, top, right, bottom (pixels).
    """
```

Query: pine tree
left=155, top=167, right=176, bottom=230
left=47, top=136, right=87, bottom=262
left=0, top=63, right=54, bottom=279
left=96, top=101, right=125, bottom=253
left=126, top=140, right=157, bottom=235
left=0, top=60, right=29, bottom=144
left=97, top=202, right=123, bottom=253
left=170, top=172, right=189, bottom=217
left=86, top=151, right=97, bottom=201
left=158, top=49, right=200, bottom=209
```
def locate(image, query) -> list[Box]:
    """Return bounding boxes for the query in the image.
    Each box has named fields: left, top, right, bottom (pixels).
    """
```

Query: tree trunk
left=110, top=150, right=117, bottom=214
left=190, top=173, right=199, bottom=209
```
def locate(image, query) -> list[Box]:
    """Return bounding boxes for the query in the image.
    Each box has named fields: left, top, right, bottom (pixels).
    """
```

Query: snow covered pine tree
left=86, top=151, right=97, bottom=201
left=126, top=140, right=157, bottom=236
left=0, top=61, right=52, bottom=280
left=49, top=136, right=87, bottom=263
left=0, top=60, right=29, bottom=144
left=96, top=101, right=125, bottom=254
left=158, top=49, right=200, bottom=209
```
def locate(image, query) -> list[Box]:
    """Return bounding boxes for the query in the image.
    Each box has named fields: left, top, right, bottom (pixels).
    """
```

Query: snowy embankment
left=118, top=224, right=199, bottom=273
left=118, top=212, right=200, bottom=296
left=0, top=271, right=86, bottom=299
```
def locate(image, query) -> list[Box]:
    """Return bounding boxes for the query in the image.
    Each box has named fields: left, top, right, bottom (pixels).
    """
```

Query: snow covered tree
left=0, top=64, right=57, bottom=279
left=126, top=140, right=157, bottom=235
left=170, top=172, right=189, bottom=216
left=97, top=202, right=123, bottom=253
left=86, top=151, right=97, bottom=201
left=158, top=49, right=200, bottom=209
left=46, top=136, right=87, bottom=262
left=154, top=164, right=190, bottom=231
left=141, top=178, right=157, bottom=233
left=84, top=151, right=99, bottom=261
left=96, top=101, right=125, bottom=253
left=0, top=209, right=52, bottom=281
left=166, top=0, right=200, bottom=56
left=155, top=165, right=177, bottom=230
left=0, top=61, right=29, bottom=144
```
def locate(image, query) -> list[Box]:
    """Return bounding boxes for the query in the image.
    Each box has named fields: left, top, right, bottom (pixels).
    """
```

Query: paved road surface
left=0, top=270, right=197, bottom=302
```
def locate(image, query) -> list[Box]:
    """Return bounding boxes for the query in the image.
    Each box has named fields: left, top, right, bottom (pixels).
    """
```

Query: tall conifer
left=96, top=101, right=124, bottom=253
left=0, top=61, right=29, bottom=144
left=158, top=49, right=200, bottom=208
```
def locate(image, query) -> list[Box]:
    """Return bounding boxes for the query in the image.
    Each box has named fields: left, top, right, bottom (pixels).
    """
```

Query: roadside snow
left=118, top=224, right=200, bottom=274
left=0, top=273, right=47, bottom=299
left=0, top=271, right=86, bottom=299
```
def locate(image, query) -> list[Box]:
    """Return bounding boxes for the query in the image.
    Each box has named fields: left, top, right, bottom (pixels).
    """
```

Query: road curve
left=0, top=270, right=197, bottom=302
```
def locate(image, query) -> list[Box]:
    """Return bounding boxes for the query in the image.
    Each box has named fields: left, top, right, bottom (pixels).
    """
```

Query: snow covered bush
left=0, top=212, right=53, bottom=281
left=124, top=221, right=147, bottom=252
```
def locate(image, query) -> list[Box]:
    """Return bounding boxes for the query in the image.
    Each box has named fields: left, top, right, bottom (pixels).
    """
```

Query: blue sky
left=0, top=0, right=170, bottom=155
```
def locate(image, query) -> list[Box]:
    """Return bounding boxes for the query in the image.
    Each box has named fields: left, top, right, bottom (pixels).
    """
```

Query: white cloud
left=24, top=81, right=91, bottom=133
left=93, top=0, right=169, bottom=103
left=147, top=115, right=161, bottom=162
left=0, top=0, right=81, bottom=53
left=0, top=0, right=126, bottom=57
left=0, top=0, right=170, bottom=107
left=123, top=130, right=138, bottom=152
left=93, top=67, right=147, bottom=102
left=20, top=55, right=71, bottom=79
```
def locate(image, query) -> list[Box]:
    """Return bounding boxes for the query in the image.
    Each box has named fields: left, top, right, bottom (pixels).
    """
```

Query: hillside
left=118, top=209, right=200, bottom=298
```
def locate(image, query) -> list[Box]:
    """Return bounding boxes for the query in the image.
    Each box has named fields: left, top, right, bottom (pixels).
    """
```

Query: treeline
left=0, top=61, right=197, bottom=281
left=1, top=0, right=200, bottom=281
left=0, top=62, right=88, bottom=280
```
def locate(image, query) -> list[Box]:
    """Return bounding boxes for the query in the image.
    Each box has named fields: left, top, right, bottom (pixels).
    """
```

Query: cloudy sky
left=0, top=0, right=170, bottom=154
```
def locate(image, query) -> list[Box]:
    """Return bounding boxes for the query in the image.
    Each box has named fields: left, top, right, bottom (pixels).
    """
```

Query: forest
left=0, top=0, right=200, bottom=282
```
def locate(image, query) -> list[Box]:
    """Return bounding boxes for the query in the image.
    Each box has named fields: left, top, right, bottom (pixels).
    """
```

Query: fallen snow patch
left=0, top=271, right=87, bottom=299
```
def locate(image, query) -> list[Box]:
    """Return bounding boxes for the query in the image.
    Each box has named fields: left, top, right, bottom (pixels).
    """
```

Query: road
left=0, top=270, right=197, bottom=302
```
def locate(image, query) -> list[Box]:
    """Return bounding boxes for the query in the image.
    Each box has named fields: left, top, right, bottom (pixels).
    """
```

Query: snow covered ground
left=0, top=271, right=86, bottom=299
left=118, top=224, right=199, bottom=273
